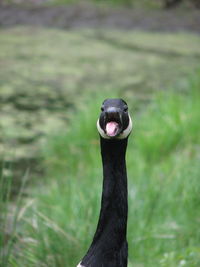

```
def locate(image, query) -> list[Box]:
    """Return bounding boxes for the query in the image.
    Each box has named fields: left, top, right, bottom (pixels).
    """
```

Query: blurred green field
left=0, top=27, right=200, bottom=266
left=2, top=0, right=197, bottom=9
left=1, top=0, right=161, bottom=8
left=1, top=27, right=200, bottom=163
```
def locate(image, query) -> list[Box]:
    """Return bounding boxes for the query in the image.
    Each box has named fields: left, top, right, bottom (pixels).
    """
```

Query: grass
left=0, top=166, right=29, bottom=267
left=0, top=27, right=200, bottom=266
left=1, top=71, right=199, bottom=266
left=2, top=0, right=162, bottom=8
left=1, top=27, right=200, bottom=163
left=51, top=0, right=159, bottom=8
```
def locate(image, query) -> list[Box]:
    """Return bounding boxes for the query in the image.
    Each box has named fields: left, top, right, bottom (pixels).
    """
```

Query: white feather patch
left=97, top=118, right=109, bottom=139
left=77, top=262, right=84, bottom=267
left=97, top=114, right=132, bottom=140
left=118, top=114, right=132, bottom=139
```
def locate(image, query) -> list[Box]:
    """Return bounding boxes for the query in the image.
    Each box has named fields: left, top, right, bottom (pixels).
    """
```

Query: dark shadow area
left=0, top=2, right=200, bottom=33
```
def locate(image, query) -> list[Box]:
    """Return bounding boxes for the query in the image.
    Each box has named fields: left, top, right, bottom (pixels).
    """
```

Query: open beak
left=104, top=108, right=122, bottom=137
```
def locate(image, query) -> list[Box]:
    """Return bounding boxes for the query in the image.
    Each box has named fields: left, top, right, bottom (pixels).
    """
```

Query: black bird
left=77, top=99, right=132, bottom=267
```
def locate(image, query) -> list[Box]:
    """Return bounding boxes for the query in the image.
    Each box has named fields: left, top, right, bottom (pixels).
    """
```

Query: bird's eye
left=124, top=106, right=128, bottom=112
left=101, top=107, right=104, bottom=112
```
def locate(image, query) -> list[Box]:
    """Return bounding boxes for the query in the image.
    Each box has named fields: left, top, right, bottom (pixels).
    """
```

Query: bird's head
left=97, top=98, right=132, bottom=139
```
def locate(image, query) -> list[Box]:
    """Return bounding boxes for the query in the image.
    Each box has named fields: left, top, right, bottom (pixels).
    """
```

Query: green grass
left=2, top=0, right=161, bottom=8
left=1, top=27, right=200, bottom=163
left=0, top=27, right=200, bottom=266
left=2, top=71, right=199, bottom=266
left=0, top=167, right=29, bottom=267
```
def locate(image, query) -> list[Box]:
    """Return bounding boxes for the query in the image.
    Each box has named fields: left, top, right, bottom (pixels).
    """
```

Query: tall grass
left=0, top=164, right=13, bottom=267
left=2, top=71, right=200, bottom=266
left=0, top=166, right=29, bottom=267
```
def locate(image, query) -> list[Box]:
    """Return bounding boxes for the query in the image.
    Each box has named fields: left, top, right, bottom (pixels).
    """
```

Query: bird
left=77, top=98, right=132, bottom=267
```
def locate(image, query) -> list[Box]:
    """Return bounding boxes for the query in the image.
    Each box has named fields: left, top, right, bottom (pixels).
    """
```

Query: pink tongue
left=106, top=121, right=119, bottom=137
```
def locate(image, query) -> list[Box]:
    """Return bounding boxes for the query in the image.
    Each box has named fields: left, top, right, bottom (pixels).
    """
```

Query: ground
left=0, top=2, right=200, bottom=32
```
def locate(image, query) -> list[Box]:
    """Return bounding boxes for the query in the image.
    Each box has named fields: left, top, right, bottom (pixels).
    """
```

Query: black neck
left=82, top=137, right=128, bottom=264
left=96, top=137, right=128, bottom=241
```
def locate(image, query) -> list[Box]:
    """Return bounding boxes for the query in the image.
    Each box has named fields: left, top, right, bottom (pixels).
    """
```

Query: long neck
left=81, top=137, right=128, bottom=266
left=93, top=137, right=128, bottom=248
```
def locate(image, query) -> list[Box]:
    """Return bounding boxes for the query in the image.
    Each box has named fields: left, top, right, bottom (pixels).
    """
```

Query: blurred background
left=0, top=0, right=200, bottom=266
